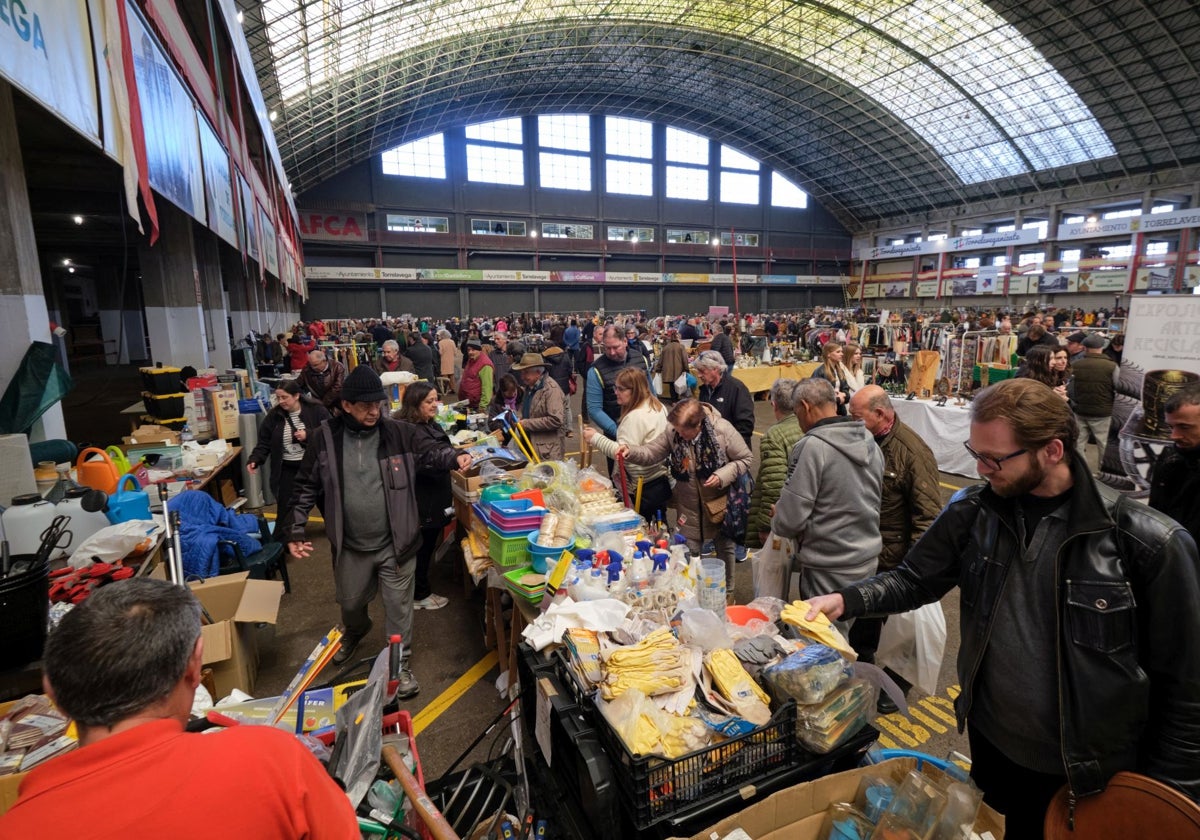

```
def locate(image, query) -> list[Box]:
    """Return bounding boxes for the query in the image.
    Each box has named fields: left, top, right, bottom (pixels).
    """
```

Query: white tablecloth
left=889, top=397, right=977, bottom=477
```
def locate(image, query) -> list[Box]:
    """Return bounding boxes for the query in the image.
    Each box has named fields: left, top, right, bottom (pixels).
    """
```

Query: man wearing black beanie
left=285, top=365, right=471, bottom=698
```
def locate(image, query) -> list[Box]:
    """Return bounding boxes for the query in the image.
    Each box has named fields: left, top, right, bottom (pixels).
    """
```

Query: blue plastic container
left=527, top=532, right=575, bottom=574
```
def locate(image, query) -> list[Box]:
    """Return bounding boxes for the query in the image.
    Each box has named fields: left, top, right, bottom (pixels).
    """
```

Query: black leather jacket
left=841, top=456, right=1200, bottom=802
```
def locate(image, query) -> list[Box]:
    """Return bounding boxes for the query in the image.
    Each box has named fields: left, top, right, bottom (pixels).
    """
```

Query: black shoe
left=333, top=621, right=372, bottom=665
left=877, top=693, right=900, bottom=715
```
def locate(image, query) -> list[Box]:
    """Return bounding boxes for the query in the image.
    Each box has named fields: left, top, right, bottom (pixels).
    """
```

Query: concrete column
left=139, top=202, right=210, bottom=368
left=532, top=286, right=540, bottom=315
left=96, top=264, right=146, bottom=364
left=195, top=232, right=231, bottom=370
left=225, top=249, right=259, bottom=344
left=0, top=80, right=65, bottom=440
left=459, top=285, right=470, bottom=319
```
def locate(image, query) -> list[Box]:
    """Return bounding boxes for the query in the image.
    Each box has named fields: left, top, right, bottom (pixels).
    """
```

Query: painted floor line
left=412, top=650, right=499, bottom=737
left=939, top=481, right=964, bottom=491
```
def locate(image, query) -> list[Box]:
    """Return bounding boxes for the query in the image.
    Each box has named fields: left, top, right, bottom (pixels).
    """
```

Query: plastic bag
left=678, top=608, right=732, bottom=651
left=751, top=533, right=794, bottom=601
left=795, top=678, right=875, bottom=754
left=876, top=602, right=947, bottom=696
left=761, top=644, right=852, bottom=705
left=69, top=520, right=163, bottom=568
left=598, top=687, right=709, bottom=759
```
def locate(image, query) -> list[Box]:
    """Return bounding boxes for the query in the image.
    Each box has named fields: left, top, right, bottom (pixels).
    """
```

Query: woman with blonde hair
left=812, top=341, right=850, bottom=414
left=840, top=342, right=867, bottom=395
left=583, top=367, right=671, bottom=521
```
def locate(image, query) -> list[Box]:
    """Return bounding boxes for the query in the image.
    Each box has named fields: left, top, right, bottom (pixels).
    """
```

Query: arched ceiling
left=237, top=0, right=1200, bottom=230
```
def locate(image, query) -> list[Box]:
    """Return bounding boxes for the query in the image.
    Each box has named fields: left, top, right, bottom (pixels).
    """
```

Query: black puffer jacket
left=840, top=455, right=1200, bottom=803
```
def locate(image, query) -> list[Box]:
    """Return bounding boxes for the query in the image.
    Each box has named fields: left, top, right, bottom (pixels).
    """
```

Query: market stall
left=889, top=397, right=977, bottom=477
left=732, top=361, right=820, bottom=393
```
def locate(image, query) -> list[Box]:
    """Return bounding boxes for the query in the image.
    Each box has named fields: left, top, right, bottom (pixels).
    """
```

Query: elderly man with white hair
left=695, top=350, right=754, bottom=448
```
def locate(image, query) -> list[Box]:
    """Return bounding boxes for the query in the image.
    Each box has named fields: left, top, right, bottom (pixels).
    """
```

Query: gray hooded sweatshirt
left=771, top=415, right=884, bottom=593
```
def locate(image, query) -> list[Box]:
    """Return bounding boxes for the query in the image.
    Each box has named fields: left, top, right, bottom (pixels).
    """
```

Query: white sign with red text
left=298, top=211, right=368, bottom=242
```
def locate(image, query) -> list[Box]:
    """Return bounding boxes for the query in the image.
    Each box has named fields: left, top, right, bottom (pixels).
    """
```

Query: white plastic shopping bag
left=751, top=532, right=794, bottom=601
left=876, top=601, right=947, bottom=696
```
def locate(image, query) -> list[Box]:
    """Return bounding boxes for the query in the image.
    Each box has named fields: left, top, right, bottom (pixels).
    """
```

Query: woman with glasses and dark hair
left=583, top=367, right=671, bottom=522
left=247, top=379, right=330, bottom=542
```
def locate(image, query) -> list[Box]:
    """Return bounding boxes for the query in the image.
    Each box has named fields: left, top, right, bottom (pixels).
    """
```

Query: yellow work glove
left=780, top=601, right=858, bottom=661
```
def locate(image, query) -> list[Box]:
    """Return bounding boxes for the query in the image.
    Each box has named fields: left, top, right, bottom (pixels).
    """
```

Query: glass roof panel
left=256, top=0, right=1115, bottom=187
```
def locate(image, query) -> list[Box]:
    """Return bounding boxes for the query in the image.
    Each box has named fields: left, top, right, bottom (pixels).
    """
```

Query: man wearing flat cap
left=1070, top=333, right=1120, bottom=475
left=286, top=365, right=471, bottom=696
left=458, top=338, right=494, bottom=411
left=511, top=353, right=565, bottom=461
left=1065, top=331, right=1088, bottom=363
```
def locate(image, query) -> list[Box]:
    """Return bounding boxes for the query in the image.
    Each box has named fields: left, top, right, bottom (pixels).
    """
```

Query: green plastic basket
left=489, top=527, right=534, bottom=570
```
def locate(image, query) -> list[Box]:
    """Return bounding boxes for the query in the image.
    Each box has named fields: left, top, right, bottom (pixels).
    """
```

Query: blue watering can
left=106, top=474, right=152, bottom=524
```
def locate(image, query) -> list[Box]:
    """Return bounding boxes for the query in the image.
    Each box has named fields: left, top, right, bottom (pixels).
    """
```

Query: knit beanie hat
left=340, top=365, right=387, bottom=403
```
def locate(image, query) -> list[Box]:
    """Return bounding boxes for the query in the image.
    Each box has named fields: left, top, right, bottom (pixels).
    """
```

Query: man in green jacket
left=748, top=379, right=804, bottom=548
left=848, top=384, right=942, bottom=710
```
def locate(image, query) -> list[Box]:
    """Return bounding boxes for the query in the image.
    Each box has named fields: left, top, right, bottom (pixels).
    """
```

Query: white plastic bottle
left=2, top=494, right=61, bottom=557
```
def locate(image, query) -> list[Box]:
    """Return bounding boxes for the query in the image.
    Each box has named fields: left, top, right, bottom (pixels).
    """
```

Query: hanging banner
left=259, top=204, right=279, bottom=277
left=1059, top=207, right=1200, bottom=241
left=417, top=269, right=482, bottom=281
left=1038, top=273, right=1073, bottom=293
left=860, top=229, right=1040, bottom=260
left=305, top=267, right=418, bottom=281
left=915, top=280, right=940, bottom=297
left=550, top=271, right=603, bottom=283
left=861, top=283, right=881, bottom=298
left=672, top=273, right=710, bottom=284
left=196, top=112, right=237, bottom=247
left=881, top=281, right=911, bottom=298
left=482, top=270, right=519, bottom=282
left=1075, top=272, right=1125, bottom=293
left=516, top=271, right=551, bottom=282
left=298, top=211, right=368, bottom=242
left=948, top=278, right=978, bottom=296
left=238, top=172, right=258, bottom=262
left=127, top=3, right=204, bottom=221
left=0, top=0, right=100, bottom=143
left=1134, top=268, right=1175, bottom=291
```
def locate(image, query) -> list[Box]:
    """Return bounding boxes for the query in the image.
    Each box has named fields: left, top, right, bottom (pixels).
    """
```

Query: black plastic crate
left=552, top=648, right=801, bottom=830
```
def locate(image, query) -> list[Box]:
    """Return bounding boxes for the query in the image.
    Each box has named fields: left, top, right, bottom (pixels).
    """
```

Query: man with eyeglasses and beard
left=803, top=378, right=1200, bottom=839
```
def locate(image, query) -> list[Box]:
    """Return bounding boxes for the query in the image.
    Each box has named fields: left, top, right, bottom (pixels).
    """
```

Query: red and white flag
left=102, top=0, right=158, bottom=244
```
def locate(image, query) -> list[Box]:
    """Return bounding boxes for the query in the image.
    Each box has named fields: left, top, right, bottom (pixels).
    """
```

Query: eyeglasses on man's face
left=963, top=441, right=1027, bottom=471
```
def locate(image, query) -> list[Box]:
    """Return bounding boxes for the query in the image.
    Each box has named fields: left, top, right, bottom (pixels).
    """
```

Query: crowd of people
left=7, top=301, right=1198, bottom=840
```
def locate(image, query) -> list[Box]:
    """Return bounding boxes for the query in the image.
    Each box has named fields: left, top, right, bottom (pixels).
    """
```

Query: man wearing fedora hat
left=286, top=365, right=471, bottom=695
left=511, top=353, right=565, bottom=461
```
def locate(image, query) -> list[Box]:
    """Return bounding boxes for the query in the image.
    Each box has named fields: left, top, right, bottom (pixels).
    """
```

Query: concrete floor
left=62, top=364, right=975, bottom=785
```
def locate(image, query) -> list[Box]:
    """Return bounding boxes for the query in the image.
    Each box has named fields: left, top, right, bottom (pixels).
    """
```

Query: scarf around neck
left=670, top=414, right=726, bottom=482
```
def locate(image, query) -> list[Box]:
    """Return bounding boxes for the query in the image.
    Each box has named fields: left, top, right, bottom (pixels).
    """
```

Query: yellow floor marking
left=412, top=650, right=499, bottom=737
left=909, top=706, right=949, bottom=735
left=875, top=715, right=926, bottom=747
left=263, top=512, right=325, bottom=524
left=939, top=481, right=964, bottom=491
left=923, top=695, right=959, bottom=726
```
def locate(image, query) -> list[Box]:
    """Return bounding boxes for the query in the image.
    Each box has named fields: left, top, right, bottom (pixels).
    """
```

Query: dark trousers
left=968, top=726, right=1067, bottom=840
left=414, top=525, right=441, bottom=601
left=635, top=475, right=673, bottom=525
left=273, top=460, right=302, bottom=542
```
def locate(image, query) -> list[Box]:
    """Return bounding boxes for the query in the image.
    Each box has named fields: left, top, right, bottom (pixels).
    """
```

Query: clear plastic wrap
left=761, top=644, right=852, bottom=705
left=795, top=678, right=876, bottom=754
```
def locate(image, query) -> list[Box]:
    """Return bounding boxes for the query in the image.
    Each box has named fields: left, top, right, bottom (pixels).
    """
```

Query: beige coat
left=519, top=373, right=565, bottom=461
left=622, top=404, right=750, bottom=542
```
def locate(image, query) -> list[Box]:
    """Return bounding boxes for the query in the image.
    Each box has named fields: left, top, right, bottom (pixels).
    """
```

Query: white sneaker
left=413, top=594, right=449, bottom=610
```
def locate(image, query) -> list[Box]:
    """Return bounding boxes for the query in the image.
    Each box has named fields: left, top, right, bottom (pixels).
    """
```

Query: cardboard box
left=450, top=464, right=524, bottom=495
left=204, top=387, right=240, bottom=440
left=0, top=701, right=23, bottom=816
left=122, top=424, right=181, bottom=446
left=669, top=757, right=1004, bottom=840
left=189, top=572, right=284, bottom=699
